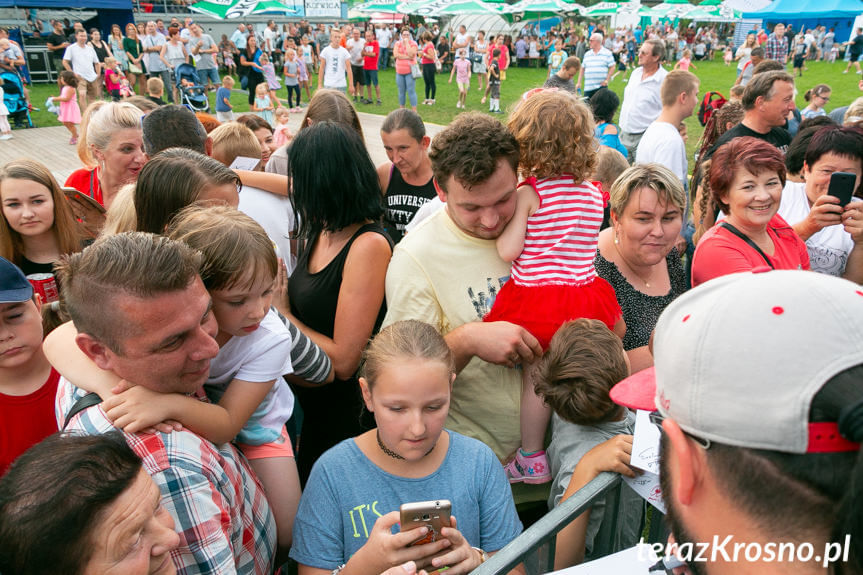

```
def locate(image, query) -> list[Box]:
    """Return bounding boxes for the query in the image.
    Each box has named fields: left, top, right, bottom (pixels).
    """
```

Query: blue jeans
left=199, top=67, right=220, bottom=86
left=396, top=72, right=417, bottom=107
left=379, top=47, right=390, bottom=69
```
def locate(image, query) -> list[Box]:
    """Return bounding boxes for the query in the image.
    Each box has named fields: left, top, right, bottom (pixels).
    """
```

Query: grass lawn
left=22, top=57, right=862, bottom=163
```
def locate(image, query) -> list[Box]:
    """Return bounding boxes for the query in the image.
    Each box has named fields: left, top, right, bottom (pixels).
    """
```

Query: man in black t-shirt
left=706, top=70, right=794, bottom=159
left=46, top=20, right=69, bottom=74
left=843, top=27, right=863, bottom=75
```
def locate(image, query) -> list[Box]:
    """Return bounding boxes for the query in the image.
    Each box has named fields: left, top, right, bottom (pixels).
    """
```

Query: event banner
left=305, top=0, right=343, bottom=17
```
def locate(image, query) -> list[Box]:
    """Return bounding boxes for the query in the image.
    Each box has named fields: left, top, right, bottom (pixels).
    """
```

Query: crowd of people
left=0, top=13, right=861, bottom=575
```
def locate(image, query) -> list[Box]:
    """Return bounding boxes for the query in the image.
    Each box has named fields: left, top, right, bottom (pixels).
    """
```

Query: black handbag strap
left=720, top=221, right=774, bottom=269
left=62, top=392, right=103, bottom=430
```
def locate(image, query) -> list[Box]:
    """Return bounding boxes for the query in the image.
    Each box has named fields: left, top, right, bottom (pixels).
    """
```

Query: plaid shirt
left=765, top=33, right=788, bottom=63
left=57, top=379, right=276, bottom=575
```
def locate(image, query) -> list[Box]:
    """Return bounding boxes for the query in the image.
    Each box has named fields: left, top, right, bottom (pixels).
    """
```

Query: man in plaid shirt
left=55, top=232, right=276, bottom=575
left=765, top=23, right=789, bottom=64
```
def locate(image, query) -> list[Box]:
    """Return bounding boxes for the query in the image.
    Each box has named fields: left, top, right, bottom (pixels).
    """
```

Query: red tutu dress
left=484, top=175, right=621, bottom=350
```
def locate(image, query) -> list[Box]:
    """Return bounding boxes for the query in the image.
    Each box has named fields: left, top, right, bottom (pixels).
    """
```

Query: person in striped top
left=484, top=89, right=625, bottom=484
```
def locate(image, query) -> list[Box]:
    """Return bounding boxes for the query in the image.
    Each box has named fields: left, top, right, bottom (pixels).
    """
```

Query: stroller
left=174, top=63, right=210, bottom=113
left=1, top=71, right=32, bottom=129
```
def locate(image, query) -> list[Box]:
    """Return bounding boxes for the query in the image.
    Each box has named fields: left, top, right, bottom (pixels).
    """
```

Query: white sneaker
left=0, top=134, right=12, bottom=140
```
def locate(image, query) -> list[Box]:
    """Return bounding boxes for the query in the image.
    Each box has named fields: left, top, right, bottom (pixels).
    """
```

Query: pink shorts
left=237, top=427, right=294, bottom=460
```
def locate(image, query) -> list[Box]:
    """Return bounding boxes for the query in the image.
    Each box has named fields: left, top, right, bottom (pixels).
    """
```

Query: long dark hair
left=288, top=121, right=384, bottom=238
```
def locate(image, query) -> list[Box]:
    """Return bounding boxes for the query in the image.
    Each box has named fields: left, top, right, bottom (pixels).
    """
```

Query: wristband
left=331, top=564, right=346, bottom=575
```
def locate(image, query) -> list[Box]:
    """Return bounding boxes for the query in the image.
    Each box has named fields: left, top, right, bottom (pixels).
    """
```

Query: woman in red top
left=692, top=136, right=810, bottom=286
left=64, top=101, right=146, bottom=210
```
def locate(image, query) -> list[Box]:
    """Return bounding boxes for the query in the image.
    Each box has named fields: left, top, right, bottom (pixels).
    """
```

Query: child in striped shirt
left=484, top=89, right=625, bottom=484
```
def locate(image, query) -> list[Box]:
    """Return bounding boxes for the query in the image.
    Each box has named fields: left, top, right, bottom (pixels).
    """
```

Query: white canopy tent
left=443, top=13, right=523, bottom=37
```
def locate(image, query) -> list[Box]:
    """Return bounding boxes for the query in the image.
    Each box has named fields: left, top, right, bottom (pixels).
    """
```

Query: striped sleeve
left=286, top=318, right=333, bottom=384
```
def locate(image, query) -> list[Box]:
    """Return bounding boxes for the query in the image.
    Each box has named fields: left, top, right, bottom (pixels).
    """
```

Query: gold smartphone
left=399, top=500, right=452, bottom=546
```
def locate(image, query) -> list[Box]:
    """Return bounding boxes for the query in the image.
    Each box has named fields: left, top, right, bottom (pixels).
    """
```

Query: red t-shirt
left=363, top=40, right=379, bottom=70
left=691, top=214, right=811, bottom=287
left=0, top=368, right=60, bottom=476
left=65, top=166, right=104, bottom=206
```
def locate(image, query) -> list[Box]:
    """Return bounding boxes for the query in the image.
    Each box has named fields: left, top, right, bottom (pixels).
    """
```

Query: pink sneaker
left=504, top=449, right=551, bottom=484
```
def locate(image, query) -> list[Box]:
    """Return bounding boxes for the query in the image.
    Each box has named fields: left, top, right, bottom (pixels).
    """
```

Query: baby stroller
left=1, top=71, right=32, bottom=129
left=174, top=63, right=210, bottom=113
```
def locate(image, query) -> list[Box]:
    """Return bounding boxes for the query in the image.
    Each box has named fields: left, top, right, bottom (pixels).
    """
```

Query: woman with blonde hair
left=65, top=101, right=146, bottom=209
left=123, top=22, right=146, bottom=95
left=0, top=159, right=82, bottom=275
left=595, top=163, right=687, bottom=372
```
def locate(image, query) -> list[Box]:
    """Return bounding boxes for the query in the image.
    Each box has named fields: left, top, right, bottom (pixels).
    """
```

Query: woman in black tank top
left=380, top=109, right=436, bottom=244
left=286, top=122, right=394, bottom=484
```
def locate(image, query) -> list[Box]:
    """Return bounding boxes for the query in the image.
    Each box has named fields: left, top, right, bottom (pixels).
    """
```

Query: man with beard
left=610, top=269, right=863, bottom=575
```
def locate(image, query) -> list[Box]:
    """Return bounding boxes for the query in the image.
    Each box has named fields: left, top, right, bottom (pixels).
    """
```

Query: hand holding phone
left=828, top=172, right=857, bottom=208
left=399, top=500, right=451, bottom=546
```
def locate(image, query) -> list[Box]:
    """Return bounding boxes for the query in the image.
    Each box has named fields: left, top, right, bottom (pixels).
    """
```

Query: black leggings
left=423, top=62, right=436, bottom=100
left=287, top=84, right=300, bottom=108
left=246, top=68, right=264, bottom=105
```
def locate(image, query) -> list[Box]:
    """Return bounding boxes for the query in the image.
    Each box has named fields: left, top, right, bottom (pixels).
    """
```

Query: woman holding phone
left=290, top=320, right=522, bottom=575
left=691, top=137, right=811, bottom=287
left=777, top=125, right=863, bottom=282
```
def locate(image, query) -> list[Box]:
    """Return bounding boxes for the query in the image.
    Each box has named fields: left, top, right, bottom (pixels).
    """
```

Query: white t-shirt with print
left=778, top=181, right=858, bottom=277
left=320, top=45, right=350, bottom=89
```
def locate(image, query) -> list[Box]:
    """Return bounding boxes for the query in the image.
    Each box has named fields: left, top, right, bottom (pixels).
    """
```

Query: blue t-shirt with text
left=290, top=430, right=523, bottom=570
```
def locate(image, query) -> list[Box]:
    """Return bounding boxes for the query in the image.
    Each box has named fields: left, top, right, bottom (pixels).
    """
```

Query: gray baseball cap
left=611, top=269, right=863, bottom=454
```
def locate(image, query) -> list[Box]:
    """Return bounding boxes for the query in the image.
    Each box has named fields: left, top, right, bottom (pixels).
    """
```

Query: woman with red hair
left=692, top=136, right=810, bottom=286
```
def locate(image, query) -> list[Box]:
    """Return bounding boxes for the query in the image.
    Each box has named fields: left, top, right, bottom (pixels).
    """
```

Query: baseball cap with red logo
left=610, top=269, right=863, bottom=454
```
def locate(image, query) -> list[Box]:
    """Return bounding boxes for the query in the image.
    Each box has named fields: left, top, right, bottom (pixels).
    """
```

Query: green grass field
left=22, top=56, right=862, bottom=162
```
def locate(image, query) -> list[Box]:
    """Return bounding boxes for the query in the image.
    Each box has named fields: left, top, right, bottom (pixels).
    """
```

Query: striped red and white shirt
left=511, top=176, right=604, bottom=287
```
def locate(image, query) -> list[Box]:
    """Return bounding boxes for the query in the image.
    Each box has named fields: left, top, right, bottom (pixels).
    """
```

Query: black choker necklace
left=376, top=430, right=437, bottom=460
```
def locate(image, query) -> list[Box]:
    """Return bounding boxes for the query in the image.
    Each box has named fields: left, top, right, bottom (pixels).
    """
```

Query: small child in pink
left=50, top=71, right=81, bottom=144
left=485, top=89, right=624, bottom=484
left=448, top=49, right=471, bottom=109
left=674, top=49, right=697, bottom=71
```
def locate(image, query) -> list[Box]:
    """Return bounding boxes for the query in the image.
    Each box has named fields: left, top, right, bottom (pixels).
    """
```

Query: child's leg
left=520, top=362, right=550, bottom=453
left=0, top=115, right=10, bottom=134
left=63, top=121, right=78, bottom=138
left=505, top=360, right=552, bottom=484
left=248, top=456, right=301, bottom=564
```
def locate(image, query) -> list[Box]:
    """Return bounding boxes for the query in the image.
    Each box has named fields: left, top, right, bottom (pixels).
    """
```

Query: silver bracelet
left=331, top=564, right=346, bottom=575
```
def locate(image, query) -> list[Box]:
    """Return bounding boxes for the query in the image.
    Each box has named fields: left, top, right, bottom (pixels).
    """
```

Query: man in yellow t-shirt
left=382, top=112, right=546, bottom=505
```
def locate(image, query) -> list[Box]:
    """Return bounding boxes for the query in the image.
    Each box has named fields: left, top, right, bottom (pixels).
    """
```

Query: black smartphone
left=828, top=172, right=857, bottom=208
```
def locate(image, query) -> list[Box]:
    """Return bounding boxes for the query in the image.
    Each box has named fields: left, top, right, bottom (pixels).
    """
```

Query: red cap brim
left=610, top=366, right=658, bottom=411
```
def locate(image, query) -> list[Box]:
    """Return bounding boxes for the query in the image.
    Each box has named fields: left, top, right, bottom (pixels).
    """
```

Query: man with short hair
left=62, top=28, right=101, bottom=111
left=142, top=21, right=173, bottom=103
left=376, top=24, right=392, bottom=69
left=452, top=25, right=470, bottom=55
left=189, top=23, right=219, bottom=91
left=179, top=16, right=193, bottom=43
left=765, top=22, right=789, bottom=64
left=55, top=232, right=276, bottom=574
left=383, top=112, right=546, bottom=506
left=263, top=19, right=277, bottom=56
left=142, top=104, right=210, bottom=157
left=45, top=19, right=69, bottom=75
left=231, top=22, right=248, bottom=52
left=611, top=270, right=863, bottom=575
left=734, top=46, right=764, bottom=87
left=346, top=27, right=366, bottom=103
left=318, top=29, right=353, bottom=95
left=543, top=56, right=580, bottom=92
left=577, top=33, right=615, bottom=100
left=636, top=70, right=699, bottom=184
left=707, top=70, right=794, bottom=158
left=618, top=38, right=668, bottom=160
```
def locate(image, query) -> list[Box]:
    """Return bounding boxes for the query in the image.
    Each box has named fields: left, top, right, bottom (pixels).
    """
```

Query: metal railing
left=471, top=472, right=621, bottom=575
